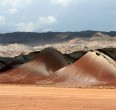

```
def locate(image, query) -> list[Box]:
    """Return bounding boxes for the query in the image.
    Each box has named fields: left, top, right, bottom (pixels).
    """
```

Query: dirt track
left=0, top=85, right=116, bottom=110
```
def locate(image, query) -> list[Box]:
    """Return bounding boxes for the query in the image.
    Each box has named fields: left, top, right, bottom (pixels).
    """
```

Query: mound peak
left=21, top=47, right=68, bottom=75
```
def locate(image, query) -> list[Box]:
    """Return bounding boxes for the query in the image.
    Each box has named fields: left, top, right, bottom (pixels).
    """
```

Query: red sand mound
left=51, top=51, right=116, bottom=86
left=0, top=48, right=68, bottom=84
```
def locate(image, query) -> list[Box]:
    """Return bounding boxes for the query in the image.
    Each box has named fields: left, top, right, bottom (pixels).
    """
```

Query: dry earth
left=0, top=85, right=116, bottom=110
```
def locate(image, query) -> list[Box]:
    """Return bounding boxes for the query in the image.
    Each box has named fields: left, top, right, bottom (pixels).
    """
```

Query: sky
left=0, top=0, right=116, bottom=33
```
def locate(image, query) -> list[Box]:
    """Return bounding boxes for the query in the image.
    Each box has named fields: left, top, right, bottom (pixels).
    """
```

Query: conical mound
left=0, top=48, right=68, bottom=84
left=21, top=47, right=68, bottom=75
left=52, top=51, right=116, bottom=87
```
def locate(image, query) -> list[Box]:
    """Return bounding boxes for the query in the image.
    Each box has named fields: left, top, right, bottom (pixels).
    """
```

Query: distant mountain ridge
left=0, top=31, right=116, bottom=46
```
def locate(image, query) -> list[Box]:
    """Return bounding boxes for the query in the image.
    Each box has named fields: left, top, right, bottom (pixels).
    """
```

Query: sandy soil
left=0, top=85, right=116, bottom=110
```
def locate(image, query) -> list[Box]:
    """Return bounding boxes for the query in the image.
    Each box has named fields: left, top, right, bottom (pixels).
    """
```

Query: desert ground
left=0, top=85, right=116, bottom=110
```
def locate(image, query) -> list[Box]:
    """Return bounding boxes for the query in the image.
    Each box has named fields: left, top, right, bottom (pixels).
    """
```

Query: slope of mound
left=52, top=51, right=116, bottom=87
left=0, top=48, right=68, bottom=84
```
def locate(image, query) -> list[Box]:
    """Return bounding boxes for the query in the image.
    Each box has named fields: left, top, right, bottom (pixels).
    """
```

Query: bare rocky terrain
left=0, top=31, right=116, bottom=87
left=0, top=31, right=116, bottom=57
left=0, top=32, right=116, bottom=86
left=0, top=31, right=116, bottom=109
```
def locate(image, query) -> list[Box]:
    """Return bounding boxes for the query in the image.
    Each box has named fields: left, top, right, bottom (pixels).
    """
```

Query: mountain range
left=0, top=31, right=116, bottom=46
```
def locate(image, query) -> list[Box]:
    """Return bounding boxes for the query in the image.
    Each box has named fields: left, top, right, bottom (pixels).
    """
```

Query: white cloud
left=50, top=0, right=71, bottom=7
left=0, top=16, right=6, bottom=25
left=38, top=16, right=57, bottom=27
left=0, top=0, right=32, bottom=14
left=16, top=22, right=36, bottom=32
left=1, top=0, right=32, bottom=7
left=16, top=16, right=57, bottom=32
left=8, top=8, right=18, bottom=14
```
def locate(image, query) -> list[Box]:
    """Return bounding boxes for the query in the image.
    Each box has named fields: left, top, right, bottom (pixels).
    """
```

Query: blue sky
left=0, top=0, right=116, bottom=33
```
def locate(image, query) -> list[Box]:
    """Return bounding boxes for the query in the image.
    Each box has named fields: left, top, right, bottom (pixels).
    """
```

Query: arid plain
left=0, top=85, right=116, bottom=110
left=0, top=32, right=116, bottom=110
